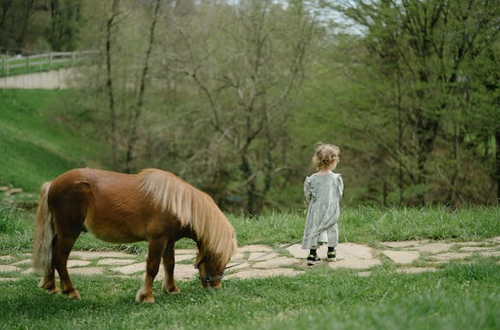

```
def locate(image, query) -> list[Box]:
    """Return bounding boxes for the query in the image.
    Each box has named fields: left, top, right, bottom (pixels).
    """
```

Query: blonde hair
left=312, top=142, right=340, bottom=170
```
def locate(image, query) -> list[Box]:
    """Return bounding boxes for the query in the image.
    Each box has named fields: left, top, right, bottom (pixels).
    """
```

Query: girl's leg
left=327, top=223, right=339, bottom=248
left=307, top=247, right=321, bottom=265
left=326, top=223, right=338, bottom=261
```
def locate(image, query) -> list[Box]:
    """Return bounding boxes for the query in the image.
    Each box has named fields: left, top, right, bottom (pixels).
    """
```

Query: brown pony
left=32, top=168, right=237, bottom=303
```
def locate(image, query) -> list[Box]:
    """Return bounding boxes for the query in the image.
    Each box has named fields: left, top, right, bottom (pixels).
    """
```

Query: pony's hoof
left=67, top=289, right=81, bottom=300
left=136, top=290, right=155, bottom=303
left=46, top=286, right=59, bottom=295
left=163, top=285, right=181, bottom=294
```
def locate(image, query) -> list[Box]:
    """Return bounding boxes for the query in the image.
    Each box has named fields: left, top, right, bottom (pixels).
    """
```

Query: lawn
left=0, top=89, right=106, bottom=196
left=0, top=206, right=499, bottom=329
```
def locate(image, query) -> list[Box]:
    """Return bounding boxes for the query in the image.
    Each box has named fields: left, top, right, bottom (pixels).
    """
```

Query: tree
left=162, top=0, right=319, bottom=214
left=329, top=0, right=500, bottom=206
left=73, top=0, right=162, bottom=173
left=45, top=0, right=83, bottom=51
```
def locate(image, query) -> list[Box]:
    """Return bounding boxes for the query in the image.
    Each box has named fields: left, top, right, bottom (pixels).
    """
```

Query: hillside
left=0, top=89, right=106, bottom=200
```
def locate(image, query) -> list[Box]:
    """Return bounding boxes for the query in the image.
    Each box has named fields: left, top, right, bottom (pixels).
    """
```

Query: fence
left=0, top=51, right=96, bottom=77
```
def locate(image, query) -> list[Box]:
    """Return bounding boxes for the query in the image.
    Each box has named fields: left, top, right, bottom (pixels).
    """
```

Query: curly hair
left=312, top=142, right=340, bottom=170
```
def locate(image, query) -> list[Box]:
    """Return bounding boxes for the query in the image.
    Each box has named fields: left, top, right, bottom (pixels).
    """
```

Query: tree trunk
left=124, top=0, right=161, bottom=173
left=241, top=154, right=259, bottom=216
left=495, top=129, right=500, bottom=205
left=105, top=0, right=119, bottom=170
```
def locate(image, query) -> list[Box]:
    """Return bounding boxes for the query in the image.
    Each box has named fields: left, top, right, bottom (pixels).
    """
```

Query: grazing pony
left=32, top=168, right=237, bottom=303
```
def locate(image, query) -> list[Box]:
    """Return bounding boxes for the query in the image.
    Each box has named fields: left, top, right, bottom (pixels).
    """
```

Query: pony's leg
left=162, top=240, right=180, bottom=294
left=136, top=238, right=167, bottom=303
left=39, top=238, right=59, bottom=294
left=39, top=269, right=58, bottom=294
left=53, top=235, right=81, bottom=299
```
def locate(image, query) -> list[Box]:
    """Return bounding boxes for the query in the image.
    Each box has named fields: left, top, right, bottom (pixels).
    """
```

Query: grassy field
left=0, top=206, right=499, bottom=329
left=0, top=90, right=106, bottom=198
left=1, top=89, right=499, bottom=329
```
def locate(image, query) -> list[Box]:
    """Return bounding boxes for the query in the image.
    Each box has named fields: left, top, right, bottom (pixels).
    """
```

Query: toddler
left=302, top=143, right=343, bottom=265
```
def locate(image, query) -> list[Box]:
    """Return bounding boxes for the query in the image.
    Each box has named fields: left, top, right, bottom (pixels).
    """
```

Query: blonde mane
left=139, top=169, right=237, bottom=264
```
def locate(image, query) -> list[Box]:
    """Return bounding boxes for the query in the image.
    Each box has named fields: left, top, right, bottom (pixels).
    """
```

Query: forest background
left=1, top=0, right=499, bottom=215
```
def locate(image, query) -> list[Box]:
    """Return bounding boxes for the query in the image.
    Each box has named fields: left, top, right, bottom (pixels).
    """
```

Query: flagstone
left=458, top=246, right=496, bottom=252
left=68, top=260, right=92, bottom=268
left=12, top=259, right=32, bottom=267
left=329, top=258, right=381, bottom=270
left=411, top=243, right=453, bottom=254
left=71, top=251, right=137, bottom=260
left=248, top=252, right=279, bottom=262
left=226, top=268, right=303, bottom=280
left=396, top=267, right=436, bottom=274
left=112, top=262, right=146, bottom=275
left=238, top=245, right=274, bottom=253
left=477, top=251, right=500, bottom=257
left=226, top=262, right=251, bottom=270
left=97, top=258, right=135, bottom=266
left=380, top=240, right=428, bottom=249
left=381, top=250, right=420, bottom=264
left=433, top=252, right=472, bottom=261
left=253, top=257, right=298, bottom=269
left=0, top=265, right=20, bottom=273
left=337, top=243, right=375, bottom=260
left=70, top=267, right=104, bottom=275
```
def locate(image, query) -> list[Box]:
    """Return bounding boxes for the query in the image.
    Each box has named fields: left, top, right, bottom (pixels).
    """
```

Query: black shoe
left=327, top=251, right=336, bottom=261
left=307, top=254, right=321, bottom=266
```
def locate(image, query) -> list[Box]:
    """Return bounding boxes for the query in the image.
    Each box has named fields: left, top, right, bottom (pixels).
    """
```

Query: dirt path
left=1, top=237, right=500, bottom=283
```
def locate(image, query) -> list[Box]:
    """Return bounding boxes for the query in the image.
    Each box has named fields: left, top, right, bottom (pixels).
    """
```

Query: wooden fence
left=1, top=51, right=96, bottom=77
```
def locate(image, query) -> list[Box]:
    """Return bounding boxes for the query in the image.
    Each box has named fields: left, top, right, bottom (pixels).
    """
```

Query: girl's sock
left=309, top=249, right=317, bottom=256
left=328, top=247, right=335, bottom=253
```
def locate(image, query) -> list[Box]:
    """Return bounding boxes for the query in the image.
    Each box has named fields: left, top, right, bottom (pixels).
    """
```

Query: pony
left=32, top=168, right=237, bottom=303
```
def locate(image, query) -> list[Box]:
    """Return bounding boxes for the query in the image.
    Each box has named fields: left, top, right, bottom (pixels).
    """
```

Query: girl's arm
left=303, top=176, right=312, bottom=203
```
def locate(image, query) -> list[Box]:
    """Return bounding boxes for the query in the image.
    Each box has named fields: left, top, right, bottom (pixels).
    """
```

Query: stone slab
left=226, top=268, right=303, bottom=280
left=68, top=260, right=92, bottom=268
left=71, top=251, right=137, bottom=260
left=381, top=250, right=420, bottom=264
left=112, top=262, right=146, bottom=275
left=329, top=258, right=381, bottom=270
left=0, top=265, right=20, bottom=273
left=410, top=243, right=452, bottom=254
left=97, top=258, right=136, bottom=266
left=396, top=267, right=436, bottom=274
left=253, top=257, right=298, bottom=269
left=69, top=267, right=104, bottom=275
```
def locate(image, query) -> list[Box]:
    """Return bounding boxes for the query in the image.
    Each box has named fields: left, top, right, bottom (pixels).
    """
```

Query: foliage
left=2, top=0, right=500, bottom=212
left=323, top=0, right=500, bottom=207
left=0, top=0, right=82, bottom=53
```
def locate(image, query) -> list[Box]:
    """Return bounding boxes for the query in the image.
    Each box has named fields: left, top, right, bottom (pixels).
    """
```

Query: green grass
left=0, top=261, right=498, bottom=329
left=0, top=90, right=106, bottom=197
left=0, top=55, right=73, bottom=77
left=1, top=205, right=499, bottom=254
left=1, top=206, right=499, bottom=329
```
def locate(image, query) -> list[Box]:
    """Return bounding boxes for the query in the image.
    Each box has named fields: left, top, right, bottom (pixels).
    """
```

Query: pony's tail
left=32, top=182, right=54, bottom=275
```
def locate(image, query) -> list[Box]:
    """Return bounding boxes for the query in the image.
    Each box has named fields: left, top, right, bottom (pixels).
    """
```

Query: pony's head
left=195, top=253, right=226, bottom=289
left=195, top=229, right=237, bottom=289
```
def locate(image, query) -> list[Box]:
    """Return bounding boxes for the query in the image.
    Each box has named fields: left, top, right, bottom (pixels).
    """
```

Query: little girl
left=302, top=143, right=344, bottom=265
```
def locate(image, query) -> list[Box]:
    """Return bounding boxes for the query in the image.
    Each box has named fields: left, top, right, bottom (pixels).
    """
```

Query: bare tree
left=165, top=0, right=318, bottom=214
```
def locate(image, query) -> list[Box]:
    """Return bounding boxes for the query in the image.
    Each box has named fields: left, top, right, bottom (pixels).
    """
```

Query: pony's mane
left=138, top=169, right=237, bottom=264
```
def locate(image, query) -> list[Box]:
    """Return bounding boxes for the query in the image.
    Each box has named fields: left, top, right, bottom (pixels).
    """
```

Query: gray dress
left=302, top=172, right=344, bottom=249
